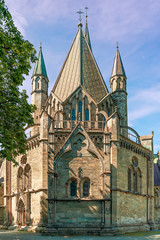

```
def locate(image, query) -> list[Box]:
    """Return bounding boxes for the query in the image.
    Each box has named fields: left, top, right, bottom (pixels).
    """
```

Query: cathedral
left=0, top=15, right=159, bottom=235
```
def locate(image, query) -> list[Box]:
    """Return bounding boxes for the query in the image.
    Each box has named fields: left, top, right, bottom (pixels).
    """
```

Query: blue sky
left=5, top=0, right=160, bottom=153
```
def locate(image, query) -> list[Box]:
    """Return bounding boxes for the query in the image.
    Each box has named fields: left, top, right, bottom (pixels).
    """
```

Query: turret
left=110, top=44, right=127, bottom=127
left=31, top=45, right=49, bottom=125
left=85, top=9, right=92, bottom=51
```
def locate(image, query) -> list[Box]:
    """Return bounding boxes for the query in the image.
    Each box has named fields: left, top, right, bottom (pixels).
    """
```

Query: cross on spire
left=77, top=9, right=83, bottom=23
left=116, top=41, right=119, bottom=49
left=85, top=6, right=88, bottom=19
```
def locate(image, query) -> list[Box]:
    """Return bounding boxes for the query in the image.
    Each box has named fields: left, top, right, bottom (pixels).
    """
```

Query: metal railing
left=120, top=126, right=140, bottom=144
left=53, top=120, right=106, bottom=131
left=25, top=127, right=39, bottom=139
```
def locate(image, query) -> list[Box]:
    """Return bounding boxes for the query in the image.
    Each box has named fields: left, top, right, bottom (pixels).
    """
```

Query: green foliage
left=0, top=0, right=36, bottom=165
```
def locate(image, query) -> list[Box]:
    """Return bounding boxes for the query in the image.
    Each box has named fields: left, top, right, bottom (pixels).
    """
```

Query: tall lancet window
left=35, top=77, right=40, bottom=90
left=85, top=109, right=89, bottom=121
left=72, top=109, right=76, bottom=121
left=78, top=101, right=82, bottom=121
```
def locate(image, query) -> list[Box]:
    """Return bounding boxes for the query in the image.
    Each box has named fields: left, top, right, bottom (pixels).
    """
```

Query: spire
left=85, top=7, right=92, bottom=51
left=111, top=43, right=126, bottom=78
left=32, top=44, right=48, bottom=78
left=52, top=25, right=108, bottom=103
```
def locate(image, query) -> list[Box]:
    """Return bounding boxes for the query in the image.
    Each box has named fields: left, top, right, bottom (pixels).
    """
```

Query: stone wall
left=0, top=183, right=4, bottom=224
left=10, top=140, right=48, bottom=226
left=114, top=144, right=154, bottom=225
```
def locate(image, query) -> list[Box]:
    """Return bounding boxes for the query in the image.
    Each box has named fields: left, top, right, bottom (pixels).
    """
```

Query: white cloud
left=128, top=84, right=160, bottom=122
left=5, top=0, right=160, bottom=43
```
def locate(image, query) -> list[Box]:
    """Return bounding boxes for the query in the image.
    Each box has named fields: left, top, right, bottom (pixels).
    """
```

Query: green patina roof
left=85, top=20, right=92, bottom=51
left=32, top=46, right=48, bottom=78
left=52, top=24, right=108, bottom=103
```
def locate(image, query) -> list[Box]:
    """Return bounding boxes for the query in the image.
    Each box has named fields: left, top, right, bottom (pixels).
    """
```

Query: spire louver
left=111, top=46, right=126, bottom=78
left=32, top=46, right=48, bottom=78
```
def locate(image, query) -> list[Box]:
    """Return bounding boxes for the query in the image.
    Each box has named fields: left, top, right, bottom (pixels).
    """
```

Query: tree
left=0, top=0, right=36, bottom=165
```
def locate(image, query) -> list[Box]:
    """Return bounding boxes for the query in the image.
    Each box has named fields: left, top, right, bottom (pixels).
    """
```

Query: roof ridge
left=81, top=30, right=109, bottom=95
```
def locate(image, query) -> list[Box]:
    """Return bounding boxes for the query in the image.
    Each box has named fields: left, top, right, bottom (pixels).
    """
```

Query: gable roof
left=52, top=24, right=108, bottom=103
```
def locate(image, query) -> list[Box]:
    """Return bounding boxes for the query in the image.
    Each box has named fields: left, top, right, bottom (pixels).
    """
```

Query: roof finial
left=77, top=9, right=83, bottom=24
left=85, top=7, right=88, bottom=21
left=116, top=41, right=119, bottom=49
left=40, top=42, right=42, bottom=49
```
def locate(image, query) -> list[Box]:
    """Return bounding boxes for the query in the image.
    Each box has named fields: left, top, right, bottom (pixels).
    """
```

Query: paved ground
left=0, top=231, right=160, bottom=240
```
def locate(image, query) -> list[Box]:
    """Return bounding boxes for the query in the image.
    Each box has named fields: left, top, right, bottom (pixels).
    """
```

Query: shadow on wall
left=39, top=191, right=48, bottom=226
left=0, top=183, right=4, bottom=225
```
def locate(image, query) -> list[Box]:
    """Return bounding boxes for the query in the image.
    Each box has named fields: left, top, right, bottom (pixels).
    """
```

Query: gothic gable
left=54, top=123, right=104, bottom=172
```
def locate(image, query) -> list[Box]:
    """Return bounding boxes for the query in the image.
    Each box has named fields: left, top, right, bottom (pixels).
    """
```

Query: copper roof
left=32, top=46, right=48, bottom=78
left=52, top=25, right=108, bottom=103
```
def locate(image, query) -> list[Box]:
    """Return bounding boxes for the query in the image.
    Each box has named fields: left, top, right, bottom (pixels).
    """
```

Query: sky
left=5, top=0, right=160, bottom=153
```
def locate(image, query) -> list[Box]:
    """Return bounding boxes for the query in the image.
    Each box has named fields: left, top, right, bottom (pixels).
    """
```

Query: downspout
left=9, top=161, right=12, bottom=224
left=147, top=157, right=149, bottom=224
left=110, top=134, right=112, bottom=226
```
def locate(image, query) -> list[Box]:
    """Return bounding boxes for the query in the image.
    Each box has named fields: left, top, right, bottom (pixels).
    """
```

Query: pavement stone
left=0, top=230, right=160, bottom=240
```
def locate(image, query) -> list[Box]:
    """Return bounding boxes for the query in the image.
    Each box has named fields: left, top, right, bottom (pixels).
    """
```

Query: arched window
left=128, top=159, right=142, bottom=194
left=80, top=178, right=90, bottom=197
left=85, top=109, right=89, bottom=121
left=78, top=101, right=82, bottom=121
left=35, top=77, right=40, bottom=90
left=128, top=168, right=131, bottom=191
left=133, top=170, right=137, bottom=192
left=24, top=164, right=31, bottom=190
left=83, top=181, right=89, bottom=197
left=117, top=78, right=120, bottom=89
left=70, top=180, right=77, bottom=197
left=72, top=109, right=76, bottom=121
left=137, top=168, right=142, bottom=193
left=17, top=167, right=23, bottom=192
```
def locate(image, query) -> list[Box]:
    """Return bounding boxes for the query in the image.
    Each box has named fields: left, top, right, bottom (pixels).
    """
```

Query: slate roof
left=154, top=163, right=160, bottom=186
left=32, top=46, right=48, bottom=78
left=111, top=46, right=126, bottom=78
left=85, top=20, right=92, bottom=51
left=52, top=24, right=108, bottom=103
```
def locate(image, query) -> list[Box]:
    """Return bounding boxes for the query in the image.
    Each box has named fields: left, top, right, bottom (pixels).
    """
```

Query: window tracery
left=128, top=157, right=142, bottom=194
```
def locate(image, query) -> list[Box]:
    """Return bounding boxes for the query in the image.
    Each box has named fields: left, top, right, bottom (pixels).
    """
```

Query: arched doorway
left=17, top=199, right=26, bottom=226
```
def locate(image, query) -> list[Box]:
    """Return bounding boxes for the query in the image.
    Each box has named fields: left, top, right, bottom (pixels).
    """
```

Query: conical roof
left=32, top=46, right=48, bottom=78
left=111, top=46, right=126, bottom=78
left=85, top=20, right=92, bottom=51
left=52, top=24, right=108, bottom=103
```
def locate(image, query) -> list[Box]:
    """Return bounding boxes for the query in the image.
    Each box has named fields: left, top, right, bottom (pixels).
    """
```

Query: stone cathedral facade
left=0, top=19, right=157, bottom=234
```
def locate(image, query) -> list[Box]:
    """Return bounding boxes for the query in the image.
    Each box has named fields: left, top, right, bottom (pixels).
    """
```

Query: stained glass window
left=70, top=181, right=77, bottom=197
left=78, top=101, right=82, bottom=121
left=85, top=109, right=89, bottom=121
left=83, top=181, right=89, bottom=197
left=72, top=109, right=76, bottom=121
